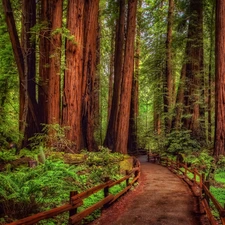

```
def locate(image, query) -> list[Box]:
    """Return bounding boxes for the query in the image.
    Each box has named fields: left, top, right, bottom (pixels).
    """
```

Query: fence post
left=184, top=162, right=187, bottom=177
left=104, top=177, right=110, bottom=197
left=69, top=191, right=78, bottom=217
left=126, top=170, right=130, bottom=186
left=103, top=177, right=110, bottom=209
left=193, top=168, right=196, bottom=184
left=200, top=173, right=205, bottom=189
left=204, top=181, right=210, bottom=205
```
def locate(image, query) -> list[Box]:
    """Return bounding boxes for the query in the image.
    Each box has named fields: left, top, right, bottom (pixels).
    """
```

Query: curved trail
left=90, top=155, right=201, bottom=225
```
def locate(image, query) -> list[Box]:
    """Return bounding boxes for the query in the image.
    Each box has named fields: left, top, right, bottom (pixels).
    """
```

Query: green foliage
left=29, top=123, right=75, bottom=153
left=214, top=171, right=225, bottom=184
left=0, top=149, right=18, bottom=162
left=210, top=186, right=225, bottom=210
left=0, top=159, right=88, bottom=221
left=0, top=8, right=19, bottom=145
left=165, top=130, right=200, bottom=155
left=185, top=150, right=214, bottom=173
left=216, top=155, right=225, bottom=171
left=81, top=147, right=125, bottom=184
left=0, top=148, right=129, bottom=224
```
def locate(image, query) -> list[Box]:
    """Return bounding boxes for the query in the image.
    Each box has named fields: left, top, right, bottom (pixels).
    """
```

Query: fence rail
left=160, top=157, right=225, bottom=225
left=6, top=158, right=140, bottom=225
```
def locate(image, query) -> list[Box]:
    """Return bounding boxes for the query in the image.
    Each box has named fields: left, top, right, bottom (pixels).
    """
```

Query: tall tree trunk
left=164, top=0, right=174, bottom=133
left=94, top=17, right=101, bottom=144
left=207, top=3, right=215, bottom=144
left=107, top=31, right=115, bottom=122
left=48, top=0, right=62, bottom=125
left=115, top=0, right=137, bottom=154
left=21, top=0, right=38, bottom=146
left=172, top=64, right=186, bottom=130
left=81, top=0, right=99, bottom=151
left=128, top=0, right=141, bottom=154
left=214, top=0, right=225, bottom=157
left=104, top=0, right=125, bottom=150
left=182, top=0, right=204, bottom=139
left=2, top=0, right=40, bottom=147
left=39, top=0, right=51, bottom=124
left=62, top=0, right=84, bottom=152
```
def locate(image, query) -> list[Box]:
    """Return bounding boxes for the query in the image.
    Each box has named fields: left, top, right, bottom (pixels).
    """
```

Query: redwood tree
left=164, top=0, right=174, bottom=133
left=128, top=0, right=141, bottom=153
left=104, top=0, right=125, bottom=150
left=39, top=0, right=51, bottom=124
left=48, top=0, right=62, bottom=125
left=62, top=0, right=84, bottom=152
left=2, top=0, right=40, bottom=147
left=81, top=0, right=99, bottom=151
left=214, top=0, right=225, bottom=157
left=115, top=0, right=137, bottom=154
left=181, top=0, right=204, bottom=138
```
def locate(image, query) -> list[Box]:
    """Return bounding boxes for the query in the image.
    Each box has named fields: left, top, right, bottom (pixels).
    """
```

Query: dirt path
left=90, top=155, right=201, bottom=225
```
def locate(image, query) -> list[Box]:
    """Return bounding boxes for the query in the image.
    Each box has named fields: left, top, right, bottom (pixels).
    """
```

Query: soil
left=89, top=155, right=203, bottom=225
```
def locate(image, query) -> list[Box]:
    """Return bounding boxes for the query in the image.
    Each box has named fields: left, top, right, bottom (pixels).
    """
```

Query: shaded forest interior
left=1, top=0, right=225, bottom=162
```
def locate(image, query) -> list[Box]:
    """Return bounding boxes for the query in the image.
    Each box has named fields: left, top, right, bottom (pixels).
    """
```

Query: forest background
left=2, top=0, right=225, bottom=224
left=1, top=0, right=225, bottom=162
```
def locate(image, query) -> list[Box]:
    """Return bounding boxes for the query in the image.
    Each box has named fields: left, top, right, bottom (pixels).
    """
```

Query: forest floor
left=89, top=155, right=207, bottom=225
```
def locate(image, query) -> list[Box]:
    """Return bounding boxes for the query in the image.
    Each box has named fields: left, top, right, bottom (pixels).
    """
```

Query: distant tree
left=214, top=0, right=225, bottom=156
left=181, top=0, right=204, bottom=138
left=164, top=0, right=174, bottom=133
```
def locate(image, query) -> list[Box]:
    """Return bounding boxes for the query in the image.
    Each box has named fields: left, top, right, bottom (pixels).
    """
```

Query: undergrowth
left=0, top=148, right=128, bottom=224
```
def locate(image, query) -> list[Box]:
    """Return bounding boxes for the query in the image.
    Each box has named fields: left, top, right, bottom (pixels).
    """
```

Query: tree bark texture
left=182, top=0, right=204, bottom=138
left=39, top=0, right=51, bottom=124
left=128, top=0, right=141, bottom=153
left=21, top=0, right=39, bottom=146
left=62, top=0, right=84, bottom=152
left=164, top=0, right=174, bottom=133
left=104, top=0, right=125, bottom=150
left=81, top=0, right=99, bottom=151
left=115, top=0, right=137, bottom=154
left=2, top=0, right=40, bottom=147
left=214, top=0, right=225, bottom=156
left=48, top=0, right=62, bottom=125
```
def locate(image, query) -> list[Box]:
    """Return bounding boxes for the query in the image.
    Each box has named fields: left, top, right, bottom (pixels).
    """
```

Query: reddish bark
left=39, top=0, right=51, bottom=124
left=115, top=0, right=137, bottom=154
left=48, top=0, right=62, bottom=125
left=21, top=0, right=39, bottom=146
left=2, top=0, right=40, bottom=147
left=128, top=0, right=141, bottom=153
left=62, top=0, right=84, bottom=151
left=164, top=0, right=174, bottom=132
left=104, top=0, right=125, bottom=150
left=81, top=0, right=99, bottom=151
left=214, top=0, right=225, bottom=156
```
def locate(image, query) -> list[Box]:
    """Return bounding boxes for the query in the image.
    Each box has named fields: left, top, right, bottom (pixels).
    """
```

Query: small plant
left=29, top=123, right=75, bottom=153
left=165, top=130, right=200, bottom=155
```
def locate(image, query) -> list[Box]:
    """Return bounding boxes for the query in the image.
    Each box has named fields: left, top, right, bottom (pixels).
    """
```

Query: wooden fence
left=160, top=157, right=225, bottom=225
left=6, top=159, right=140, bottom=225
